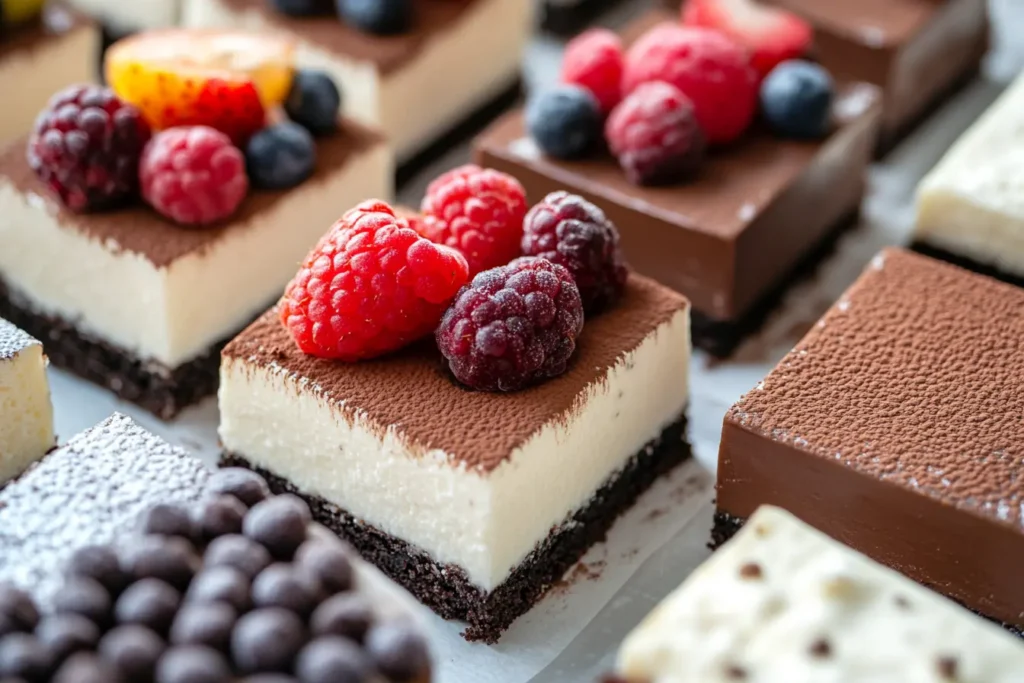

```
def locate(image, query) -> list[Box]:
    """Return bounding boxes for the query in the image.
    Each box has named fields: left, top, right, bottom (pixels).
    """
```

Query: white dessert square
left=0, top=318, right=54, bottom=484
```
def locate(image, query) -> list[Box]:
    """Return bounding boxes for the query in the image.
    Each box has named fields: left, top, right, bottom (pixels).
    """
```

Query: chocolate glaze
left=222, top=273, right=689, bottom=472
left=0, top=3, right=92, bottom=60
left=717, top=248, right=1024, bottom=628
left=0, top=120, right=384, bottom=268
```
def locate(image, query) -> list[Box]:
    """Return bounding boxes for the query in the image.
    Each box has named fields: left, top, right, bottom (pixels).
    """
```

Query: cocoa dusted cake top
left=0, top=317, right=40, bottom=360
left=728, top=248, right=1024, bottom=524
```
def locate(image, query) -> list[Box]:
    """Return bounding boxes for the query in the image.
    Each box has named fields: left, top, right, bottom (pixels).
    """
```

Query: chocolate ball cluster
left=0, top=468, right=431, bottom=683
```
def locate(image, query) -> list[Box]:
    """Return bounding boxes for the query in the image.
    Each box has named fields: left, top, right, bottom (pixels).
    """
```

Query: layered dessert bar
left=0, top=30, right=391, bottom=418
left=715, top=248, right=1024, bottom=632
left=181, top=0, right=531, bottom=177
left=610, top=506, right=1024, bottom=682
left=0, top=3, right=99, bottom=145
left=0, top=318, right=54, bottom=485
left=475, top=10, right=882, bottom=355
left=914, top=70, right=1024, bottom=288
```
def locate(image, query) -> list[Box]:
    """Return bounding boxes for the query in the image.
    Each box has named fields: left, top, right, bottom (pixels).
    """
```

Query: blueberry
left=336, top=0, right=412, bottom=35
left=246, top=123, right=317, bottom=191
left=286, top=70, right=342, bottom=136
left=760, top=60, right=835, bottom=139
left=526, top=86, right=602, bottom=160
left=269, top=0, right=328, bottom=15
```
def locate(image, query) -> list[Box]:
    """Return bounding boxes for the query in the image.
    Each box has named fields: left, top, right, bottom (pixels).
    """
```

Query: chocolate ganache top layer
left=223, top=273, right=689, bottom=472
left=727, top=248, right=1024, bottom=527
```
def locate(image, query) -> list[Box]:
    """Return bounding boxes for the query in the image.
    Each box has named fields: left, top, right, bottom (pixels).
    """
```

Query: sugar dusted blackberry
left=436, top=256, right=585, bottom=392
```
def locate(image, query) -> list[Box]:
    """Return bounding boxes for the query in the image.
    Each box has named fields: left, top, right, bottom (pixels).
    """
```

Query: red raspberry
left=605, top=81, right=706, bottom=186
left=621, top=23, right=757, bottom=145
left=27, top=84, right=151, bottom=212
left=521, top=191, right=628, bottom=313
left=436, top=257, right=584, bottom=392
left=280, top=201, right=470, bottom=361
left=419, top=165, right=528, bottom=276
left=560, top=28, right=625, bottom=114
left=140, top=126, right=249, bottom=226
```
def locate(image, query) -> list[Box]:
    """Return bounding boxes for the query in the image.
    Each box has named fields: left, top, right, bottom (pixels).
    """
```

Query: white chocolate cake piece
left=615, top=506, right=1024, bottom=683
left=0, top=317, right=54, bottom=484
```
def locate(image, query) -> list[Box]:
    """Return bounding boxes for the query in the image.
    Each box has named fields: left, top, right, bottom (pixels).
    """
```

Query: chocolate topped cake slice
left=715, top=248, right=1024, bottom=632
left=0, top=317, right=54, bottom=485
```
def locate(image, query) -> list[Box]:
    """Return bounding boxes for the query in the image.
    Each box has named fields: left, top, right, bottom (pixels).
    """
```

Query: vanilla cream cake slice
left=219, top=274, right=692, bottom=642
left=0, top=318, right=54, bottom=484
left=915, top=70, right=1024, bottom=287
left=613, top=506, right=1024, bottom=683
left=0, top=122, right=391, bottom=419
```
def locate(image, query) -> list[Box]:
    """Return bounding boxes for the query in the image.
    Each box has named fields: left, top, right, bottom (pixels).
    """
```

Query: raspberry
left=605, top=81, right=706, bottom=186
left=521, top=192, right=628, bottom=314
left=622, top=23, right=757, bottom=145
left=560, top=28, right=624, bottom=114
left=419, top=165, right=527, bottom=276
left=140, top=126, right=249, bottom=226
left=27, top=84, right=151, bottom=212
left=280, top=201, right=469, bottom=361
left=436, top=257, right=584, bottom=392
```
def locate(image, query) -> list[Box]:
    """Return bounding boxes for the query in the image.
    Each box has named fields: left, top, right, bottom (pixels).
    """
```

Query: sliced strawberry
left=682, top=0, right=813, bottom=77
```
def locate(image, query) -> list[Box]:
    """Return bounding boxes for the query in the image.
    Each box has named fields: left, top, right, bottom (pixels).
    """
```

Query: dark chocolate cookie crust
left=223, top=414, right=692, bottom=643
left=911, top=241, right=1024, bottom=290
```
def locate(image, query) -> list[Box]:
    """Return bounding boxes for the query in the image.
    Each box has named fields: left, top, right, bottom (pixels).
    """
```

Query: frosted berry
left=436, top=257, right=584, bottom=392
left=522, top=192, right=627, bottom=313
left=419, top=165, right=527, bottom=275
left=27, top=84, right=151, bottom=212
left=140, top=126, right=248, bottom=226
left=280, top=201, right=469, bottom=361
left=605, top=81, right=706, bottom=186
left=285, top=70, right=341, bottom=136
left=560, top=28, right=624, bottom=113
left=760, top=60, right=835, bottom=139
left=245, top=122, right=316, bottom=190
left=526, top=86, right=602, bottom=160
left=622, top=23, right=757, bottom=145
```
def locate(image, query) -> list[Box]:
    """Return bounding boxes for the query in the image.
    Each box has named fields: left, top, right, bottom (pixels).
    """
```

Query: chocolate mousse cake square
left=0, top=318, right=55, bottom=485
left=715, top=248, right=1024, bottom=633
left=219, top=273, right=693, bottom=643
left=0, top=122, right=391, bottom=419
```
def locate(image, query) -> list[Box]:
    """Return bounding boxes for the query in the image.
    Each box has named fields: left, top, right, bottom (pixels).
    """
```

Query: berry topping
left=245, top=122, right=317, bottom=190
left=526, top=86, right=603, bottom=160
left=560, top=28, right=625, bottom=113
left=521, top=191, right=628, bottom=313
left=622, top=23, right=757, bottom=145
left=760, top=59, right=835, bottom=139
left=605, top=81, right=707, bottom=186
left=419, top=164, right=528, bottom=275
left=140, top=126, right=248, bottom=227
left=281, top=201, right=469, bottom=360
left=285, top=70, right=342, bottom=136
left=682, top=0, right=813, bottom=77
left=105, top=30, right=296, bottom=142
left=336, top=0, right=412, bottom=35
left=27, top=85, right=151, bottom=212
left=270, top=0, right=324, bottom=15
left=436, top=257, right=584, bottom=392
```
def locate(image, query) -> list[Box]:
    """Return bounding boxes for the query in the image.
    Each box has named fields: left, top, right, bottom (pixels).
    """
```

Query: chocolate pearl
left=53, top=653, right=123, bottom=683
left=122, top=537, right=201, bottom=590
left=169, top=603, right=236, bottom=652
left=310, top=594, right=373, bottom=642
left=34, top=615, right=100, bottom=665
left=155, top=645, right=232, bottom=683
left=231, top=608, right=306, bottom=674
left=0, top=587, right=39, bottom=632
left=243, top=497, right=310, bottom=560
left=115, top=579, right=181, bottom=634
left=186, top=567, right=251, bottom=612
left=365, top=622, right=431, bottom=682
left=252, top=564, right=320, bottom=618
left=203, top=536, right=272, bottom=579
left=139, top=504, right=195, bottom=540
left=67, top=546, right=131, bottom=596
left=52, top=578, right=112, bottom=626
left=295, top=637, right=371, bottom=683
left=206, top=468, right=270, bottom=508
left=295, top=542, right=353, bottom=596
left=193, top=496, right=248, bottom=542
left=98, top=625, right=165, bottom=682
left=0, top=633, right=52, bottom=681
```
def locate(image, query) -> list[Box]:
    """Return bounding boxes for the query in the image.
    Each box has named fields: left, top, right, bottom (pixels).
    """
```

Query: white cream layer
left=0, top=143, right=392, bottom=370
left=63, top=0, right=180, bottom=33
left=181, top=0, right=531, bottom=160
left=0, top=25, right=99, bottom=147
left=617, top=506, right=1024, bottom=683
left=0, top=319, right=54, bottom=484
left=915, top=71, right=1024, bottom=278
left=219, top=308, right=690, bottom=592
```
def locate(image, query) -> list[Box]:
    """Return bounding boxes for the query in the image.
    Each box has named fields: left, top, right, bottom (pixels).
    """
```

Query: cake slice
left=0, top=317, right=54, bottom=484
left=612, top=506, right=1024, bottom=683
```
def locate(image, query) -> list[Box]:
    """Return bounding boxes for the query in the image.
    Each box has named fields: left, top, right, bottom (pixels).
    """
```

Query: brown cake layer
left=911, top=241, right=1024, bottom=291
left=717, top=248, right=1024, bottom=628
left=223, top=413, right=692, bottom=643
